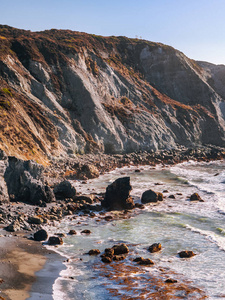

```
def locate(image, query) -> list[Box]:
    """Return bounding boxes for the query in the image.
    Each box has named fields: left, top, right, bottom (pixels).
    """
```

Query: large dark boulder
left=141, top=189, right=163, bottom=204
left=101, top=177, right=134, bottom=210
left=4, top=157, right=55, bottom=205
left=34, top=229, right=48, bottom=241
left=54, top=180, right=76, bottom=200
left=112, top=243, right=129, bottom=255
left=48, top=236, right=63, bottom=245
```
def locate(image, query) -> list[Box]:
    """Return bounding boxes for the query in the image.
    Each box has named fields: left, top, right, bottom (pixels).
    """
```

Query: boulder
left=101, top=256, right=112, bottom=263
left=5, top=220, right=21, bottom=232
left=104, top=215, right=113, bottom=221
left=54, top=180, right=76, bottom=200
left=48, top=236, right=63, bottom=245
left=133, top=257, right=143, bottom=262
left=76, top=164, right=100, bottom=180
left=81, top=229, right=91, bottom=234
left=28, top=216, right=43, bottom=224
left=101, top=177, right=134, bottom=210
left=165, top=278, right=178, bottom=283
left=134, top=257, right=154, bottom=265
left=135, top=203, right=145, bottom=209
left=190, top=193, right=203, bottom=201
left=148, top=243, right=162, bottom=253
left=4, top=157, right=55, bottom=205
left=157, top=192, right=164, bottom=201
left=113, top=254, right=126, bottom=261
left=88, top=249, right=100, bottom=255
left=74, top=194, right=94, bottom=204
left=34, top=229, right=48, bottom=241
left=112, top=243, right=129, bottom=255
left=104, top=248, right=114, bottom=257
left=141, top=189, right=163, bottom=204
left=68, top=229, right=77, bottom=235
left=178, top=250, right=196, bottom=258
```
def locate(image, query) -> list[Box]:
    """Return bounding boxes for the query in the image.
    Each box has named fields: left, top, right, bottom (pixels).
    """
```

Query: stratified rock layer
left=0, top=26, right=225, bottom=162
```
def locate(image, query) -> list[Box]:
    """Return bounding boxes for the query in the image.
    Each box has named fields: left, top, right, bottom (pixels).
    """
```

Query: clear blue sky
left=1, top=0, right=225, bottom=64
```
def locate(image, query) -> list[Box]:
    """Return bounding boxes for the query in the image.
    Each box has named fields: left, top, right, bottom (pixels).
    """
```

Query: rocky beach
left=0, top=145, right=224, bottom=299
left=0, top=24, right=225, bottom=299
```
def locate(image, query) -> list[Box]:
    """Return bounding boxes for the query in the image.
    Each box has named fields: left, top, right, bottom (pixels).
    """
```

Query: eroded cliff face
left=0, top=25, right=225, bottom=163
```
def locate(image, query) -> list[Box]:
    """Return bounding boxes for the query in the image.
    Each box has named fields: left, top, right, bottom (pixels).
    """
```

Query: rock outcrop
left=101, top=177, right=134, bottom=210
left=0, top=26, right=225, bottom=162
left=4, top=156, right=55, bottom=205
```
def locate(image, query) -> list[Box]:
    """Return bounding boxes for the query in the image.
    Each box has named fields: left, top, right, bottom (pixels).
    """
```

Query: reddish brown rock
left=190, top=193, right=203, bottom=201
left=68, top=229, right=77, bottom=235
left=101, top=256, right=112, bottom=263
left=148, top=243, right=162, bottom=253
left=178, top=250, right=196, bottom=258
left=135, top=203, right=145, bottom=209
left=104, top=248, right=114, bottom=257
left=104, top=215, right=113, bottom=221
left=134, top=257, right=154, bottom=265
left=133, top=256, right=143, bottom=262
left=113, top=254, right=126, bottom=261
left=88, top=249, right=100, bottom=255
left=81, top=229, right=91, bottom=234
left=112, top=243, right=129, bottom=255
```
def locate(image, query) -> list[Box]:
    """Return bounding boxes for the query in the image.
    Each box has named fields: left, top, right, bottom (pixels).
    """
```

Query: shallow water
left=51, top=160, right=225, bottom=299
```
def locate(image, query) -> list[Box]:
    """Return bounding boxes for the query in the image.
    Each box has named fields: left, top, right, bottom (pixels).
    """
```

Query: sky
left=1, top=0, right=225, bottom=65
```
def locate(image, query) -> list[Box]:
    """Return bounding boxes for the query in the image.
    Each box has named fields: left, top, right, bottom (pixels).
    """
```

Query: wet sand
left=0, top=233, right=64, bottom=300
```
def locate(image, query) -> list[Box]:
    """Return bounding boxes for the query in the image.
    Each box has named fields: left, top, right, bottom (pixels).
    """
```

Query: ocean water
left=49, top=160, right=225, bottom=299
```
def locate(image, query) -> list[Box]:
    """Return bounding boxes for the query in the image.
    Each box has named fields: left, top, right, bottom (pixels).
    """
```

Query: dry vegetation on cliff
left=0, top=25, right=225, bottom=162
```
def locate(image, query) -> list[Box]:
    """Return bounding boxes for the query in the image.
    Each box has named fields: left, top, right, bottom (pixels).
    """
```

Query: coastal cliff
left=0, top=25, right=225, bottom=163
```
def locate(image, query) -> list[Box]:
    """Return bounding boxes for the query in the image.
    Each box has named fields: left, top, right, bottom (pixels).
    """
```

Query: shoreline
left=0, top=148, right=224, bottom=299
left=44, top=145, right=225, bottom=186
left=0, top=233, right=49, bottom=300
left=0, top=231, right=65, bottom=300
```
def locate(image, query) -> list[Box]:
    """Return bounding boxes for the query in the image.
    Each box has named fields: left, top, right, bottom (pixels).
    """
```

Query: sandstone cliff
left=0, top=25, right=224, bottom=163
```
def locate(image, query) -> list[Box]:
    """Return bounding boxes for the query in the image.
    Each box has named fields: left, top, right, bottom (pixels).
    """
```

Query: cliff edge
left=0, top=25, right=224, bottom=163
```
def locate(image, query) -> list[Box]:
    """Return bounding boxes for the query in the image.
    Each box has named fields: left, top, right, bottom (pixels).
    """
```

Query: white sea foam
left=185, top=224, right=225, bottom=252
left=45, top=159, right=225, bottom=299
